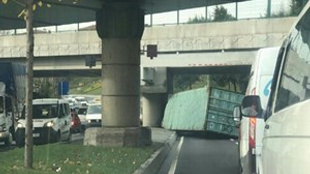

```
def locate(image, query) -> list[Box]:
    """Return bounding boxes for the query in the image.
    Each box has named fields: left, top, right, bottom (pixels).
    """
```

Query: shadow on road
left=176, top=130, right=237, bottom=140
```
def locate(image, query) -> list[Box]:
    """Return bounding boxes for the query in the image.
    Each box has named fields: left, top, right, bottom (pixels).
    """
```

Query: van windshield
left=21, top=104, right=58, bottom=119
left=0, top=96, right=3, bottom=114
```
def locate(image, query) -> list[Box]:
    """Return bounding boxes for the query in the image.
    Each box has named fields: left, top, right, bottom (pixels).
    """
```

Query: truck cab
left=0, top=62, right=26, bottom=147
left=15, top=98, right=71, bottom=147
left=0, top=82, right=17, bottom=147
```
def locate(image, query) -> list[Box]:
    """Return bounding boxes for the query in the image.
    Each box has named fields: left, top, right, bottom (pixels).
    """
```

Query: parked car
left=15, top=99, right=72, bottom=147
left=234, top=47, right=280, bottom=174
left=85, top=103, right=102, bottom=128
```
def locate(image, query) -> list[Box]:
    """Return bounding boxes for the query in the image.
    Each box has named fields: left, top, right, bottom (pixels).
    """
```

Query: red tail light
left=249, top=117, right=256, bottom=148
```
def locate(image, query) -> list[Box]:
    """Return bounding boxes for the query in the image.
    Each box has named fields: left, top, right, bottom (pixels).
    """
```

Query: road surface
left=159, top=133, right=240, bottom=174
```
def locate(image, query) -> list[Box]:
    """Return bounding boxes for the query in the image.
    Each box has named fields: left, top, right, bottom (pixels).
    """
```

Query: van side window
left=275, top=9, right=310, bottom=112
left=64, top=103, right=70, bottom=115
left=59, top=104, right=66, bottom=117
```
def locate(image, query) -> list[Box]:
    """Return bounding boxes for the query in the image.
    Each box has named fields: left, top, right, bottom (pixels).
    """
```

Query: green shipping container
left=162, top=87, right=244, bottom=137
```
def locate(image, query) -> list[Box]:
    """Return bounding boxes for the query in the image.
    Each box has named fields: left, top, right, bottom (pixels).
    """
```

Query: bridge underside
left=33, top=65, right=251, bottom=77
left=3, top=50, right=253, bottom=77
left=170, top=65, right=251, bottom=75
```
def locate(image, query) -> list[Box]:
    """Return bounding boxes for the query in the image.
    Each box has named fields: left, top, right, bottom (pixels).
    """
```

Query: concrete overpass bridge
left=0, top=16, right=296, bottom=127
left=0, top=17, right=295, bottom=76
left=0, top=0, right=298, bottom=146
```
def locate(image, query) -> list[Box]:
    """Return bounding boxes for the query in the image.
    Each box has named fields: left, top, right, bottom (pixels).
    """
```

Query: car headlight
left=44, top=121, right=54, bottom=127
left=17, top=123, right=24, bottom=128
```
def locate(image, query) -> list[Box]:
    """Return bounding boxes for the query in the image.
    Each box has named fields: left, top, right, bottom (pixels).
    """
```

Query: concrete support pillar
left=96, top=1, right=144, bottom=127
left=142, top=93, right=167, bottom=127
left=84, top=1, right=151, bottom=147
left=102, top=39, right=140, bottom=127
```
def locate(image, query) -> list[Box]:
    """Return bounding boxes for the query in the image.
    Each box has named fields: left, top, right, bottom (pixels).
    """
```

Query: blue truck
left=0, top=62, right=26, bottom=147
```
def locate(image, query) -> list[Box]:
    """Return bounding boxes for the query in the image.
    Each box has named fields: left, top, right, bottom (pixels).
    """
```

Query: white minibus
left=237, top=47, right=280, bottom=174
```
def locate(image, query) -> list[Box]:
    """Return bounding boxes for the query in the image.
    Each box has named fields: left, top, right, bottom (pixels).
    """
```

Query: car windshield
left=21, top=104, right=58, bottom=119
left=75, top=98, right=87, bottom=102
left=87, top=105, right=101, bottom=114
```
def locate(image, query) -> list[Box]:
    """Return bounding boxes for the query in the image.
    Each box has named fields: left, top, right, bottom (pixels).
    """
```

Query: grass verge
left=0, top=142, right=158, bottom=174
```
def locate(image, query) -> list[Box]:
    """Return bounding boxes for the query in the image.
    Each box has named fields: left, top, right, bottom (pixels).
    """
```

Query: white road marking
left=168, top=136, right=184, bottom=174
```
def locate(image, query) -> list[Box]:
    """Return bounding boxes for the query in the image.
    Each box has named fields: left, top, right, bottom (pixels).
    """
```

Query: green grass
left=68, top=77, right=101, bottom=95
left=0, top=143, right=158, bottom=174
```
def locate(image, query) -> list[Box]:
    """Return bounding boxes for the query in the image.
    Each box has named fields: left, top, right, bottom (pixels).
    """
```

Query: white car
left=15, top=98, right=72, bottom=147
left=85, top=103, right=102, bottom=128
left=74, top=96, right=88, bottom=108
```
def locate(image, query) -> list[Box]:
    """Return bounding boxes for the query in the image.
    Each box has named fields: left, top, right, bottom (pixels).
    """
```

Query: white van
left=236, top=47, right=280, bottom=174
left=15, top=99, right=72, bottom=147
left=239, top=2, right=310, bottom=174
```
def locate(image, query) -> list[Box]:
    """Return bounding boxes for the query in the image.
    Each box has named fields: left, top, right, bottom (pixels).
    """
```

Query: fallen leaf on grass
left=64, top=158, right=70, bottom=164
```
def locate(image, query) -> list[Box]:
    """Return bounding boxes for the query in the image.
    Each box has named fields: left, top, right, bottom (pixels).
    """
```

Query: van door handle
left=265, top=124, right=270, bottom=129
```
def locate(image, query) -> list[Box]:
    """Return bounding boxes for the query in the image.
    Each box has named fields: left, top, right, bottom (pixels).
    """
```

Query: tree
left=213, top=5, right=236, bottom=22
left=290, top=0, right=308, bottom=16
left=269, top=2, right=290, bottom=18
left=34, top=78, right=62, bottom=98
left=210, top=74, right=248, bottom=93
left=0, top=0, right=78, bottom=169
left=187, top=15, right=210, bottom=24
left=173, top=74, right=200, bottom=93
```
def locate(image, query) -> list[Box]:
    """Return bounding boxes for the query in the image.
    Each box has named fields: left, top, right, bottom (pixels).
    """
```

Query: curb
left=133, top=131, right=177, bottom=174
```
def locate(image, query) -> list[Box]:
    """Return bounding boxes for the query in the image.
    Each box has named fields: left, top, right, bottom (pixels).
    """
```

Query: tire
left=16, top=140, right=25, bottom=148
left=4, top=133, right=12, bottom=147
left=55, top=131, right=61, bottom=143
left=66, top=131, right=72, bottom=143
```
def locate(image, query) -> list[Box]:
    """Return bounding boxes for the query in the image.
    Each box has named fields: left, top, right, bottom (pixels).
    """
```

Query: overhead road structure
left=1, top=0, right=254, bottom=147
left=0, top=0, right=252, bottom=30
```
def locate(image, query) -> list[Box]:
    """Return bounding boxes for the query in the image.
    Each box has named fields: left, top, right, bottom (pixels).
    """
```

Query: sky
left=146, top=0, right=292, bottom=25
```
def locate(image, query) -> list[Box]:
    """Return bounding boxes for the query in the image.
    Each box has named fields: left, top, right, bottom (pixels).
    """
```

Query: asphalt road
left=160, top=133, right=240, bottom=174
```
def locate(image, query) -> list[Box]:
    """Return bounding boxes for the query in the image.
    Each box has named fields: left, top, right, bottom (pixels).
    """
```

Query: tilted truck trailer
left=0, top=62, right=26, bottom=147
left=162, top=87, right=244, bottom=137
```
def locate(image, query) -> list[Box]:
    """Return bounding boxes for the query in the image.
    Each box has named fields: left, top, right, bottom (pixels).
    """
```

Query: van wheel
left=67, top=132, right=72, bottom=143
left=55, top=131, right=61, bottom=143
left=4, top=133, right=12, bottom=147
